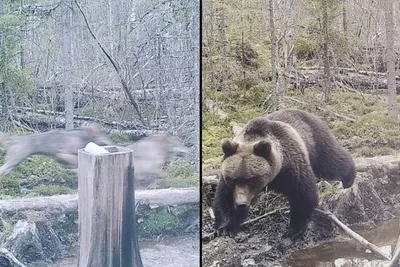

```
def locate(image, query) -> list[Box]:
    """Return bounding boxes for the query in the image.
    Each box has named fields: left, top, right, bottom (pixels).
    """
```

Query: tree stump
left=77, top=146, right=143, bottom=267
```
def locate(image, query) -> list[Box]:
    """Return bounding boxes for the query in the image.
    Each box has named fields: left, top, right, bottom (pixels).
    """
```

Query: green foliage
left=138, top=205, right=197, bottom=239
left=0, top=220, right=14, bottom=243
left=75, top=104, right=118, bottom=120
left=203, top=85, right=400, bottom=173
left=7, top=155, right=77, bottom=184
left=319, top=181, right=340, bottom=199
left=0, top=3, right=35, bottom=101
left=52, top=212, right=79, bottom=245
left=354, top=147, right=395, bottom=158
left=202, top=113, right=231, bottom=172
left=294, top=36, right=320, bottom=60
left=0, top=175, right=20, bottom=197
left=0, top=155, right=78, bottom=197
left=28, top=185, right=73, bottom=196
left=164, top=159, right=199, bottom=188
left=139, top=210, right=180, bottom=238
left=109, top=132, right=132, bottom=146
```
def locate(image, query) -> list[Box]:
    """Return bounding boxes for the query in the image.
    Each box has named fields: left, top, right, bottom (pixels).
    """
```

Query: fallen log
left=284, top=66, right=400, bottom=92
left=202, top=155, right=400, bottom=185
left=10, top=110, right=171, bottom=131
left=298, top=66, right=400, bottom=79
left=8, top=112, right=169, bottom=139
left=0, top=187, right=199, bottom=216
left=12, top=106, right=140, bottom=129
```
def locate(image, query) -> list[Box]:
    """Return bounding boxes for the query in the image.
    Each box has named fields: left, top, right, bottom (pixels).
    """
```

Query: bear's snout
left=233, top=185, right=252, bottom=209
left=235, top=203, right=249, bottom=210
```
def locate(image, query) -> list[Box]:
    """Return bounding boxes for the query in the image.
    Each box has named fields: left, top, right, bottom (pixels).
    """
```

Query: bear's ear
left=221, top=139, right=239, bottom=157
left=253, top=140, right=271, bottom=159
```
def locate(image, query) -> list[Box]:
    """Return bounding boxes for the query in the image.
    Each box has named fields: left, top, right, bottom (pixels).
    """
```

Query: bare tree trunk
left=75, top=0, right=146, bottom=126
left=217, top=1, right=228, bottom=91
left=269, top=0, right=279, bottom=106
left=241, top=0, right=245, bottom=85
left=193, top=0, right=200, bottom=173
left=19, top=0, right=25, bottom=70
left=62, top=0, right=74, bottom=130
left=0, top=0, right=9, bottom=131
left=322, top=0, right=331, bottom=102
left=342, top=0, right=347, bottom=34
left=384, top=0, right=398, bottom=121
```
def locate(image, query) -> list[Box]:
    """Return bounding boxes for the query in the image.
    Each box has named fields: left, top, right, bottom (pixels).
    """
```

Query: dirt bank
left=202, top=156, right=400, bottom=266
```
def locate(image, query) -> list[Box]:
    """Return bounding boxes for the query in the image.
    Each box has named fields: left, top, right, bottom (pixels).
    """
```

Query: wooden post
left=77, top=146, right=144, bottom=267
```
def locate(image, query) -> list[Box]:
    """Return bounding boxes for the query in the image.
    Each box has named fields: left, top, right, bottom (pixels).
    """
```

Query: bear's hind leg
left=313, top=148, right=356, bottom=189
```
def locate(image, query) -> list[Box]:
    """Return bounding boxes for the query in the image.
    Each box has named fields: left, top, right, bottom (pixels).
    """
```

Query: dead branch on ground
left=315, top=208, right=391, bottom=261
left=202, top=208, right=287, bottom=242
left=386, top=220, right=400, bottom=267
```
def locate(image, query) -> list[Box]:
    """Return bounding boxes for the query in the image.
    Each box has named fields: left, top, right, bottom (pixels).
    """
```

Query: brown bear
left=212, top=108, right=356, bottom=240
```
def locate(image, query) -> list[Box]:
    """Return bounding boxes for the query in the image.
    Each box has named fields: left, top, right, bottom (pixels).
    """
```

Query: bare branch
left=74, top=0, right=146, bottom=126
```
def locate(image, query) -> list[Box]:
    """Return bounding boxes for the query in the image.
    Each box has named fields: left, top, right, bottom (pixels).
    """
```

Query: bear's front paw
left=282, top=227, right=305, bottom=241
left=216, top=227, right=236, bottom=238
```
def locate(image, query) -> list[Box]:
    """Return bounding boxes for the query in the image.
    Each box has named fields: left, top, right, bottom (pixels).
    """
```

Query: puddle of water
left=283, top=218, right=400, bottom=267
left=48, top=235, right=199, bottom=267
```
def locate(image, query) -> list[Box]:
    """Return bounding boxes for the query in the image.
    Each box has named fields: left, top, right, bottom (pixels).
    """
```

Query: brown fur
left=213, top=108, right=356, bottom=240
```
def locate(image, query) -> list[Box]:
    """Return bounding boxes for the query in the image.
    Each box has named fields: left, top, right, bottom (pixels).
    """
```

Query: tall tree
left=384, top=0, right=398, bottom=121
left=0, top=0, right=7, bottom=130
left=62, top=0, right=74, bottom=130
left=217, top=1, right=228, bottom=91
left=322, top=0, right=331, bottom=102
left=269, top=0, right=278, bottom=103
left=342, top=0, right=347, bottom=34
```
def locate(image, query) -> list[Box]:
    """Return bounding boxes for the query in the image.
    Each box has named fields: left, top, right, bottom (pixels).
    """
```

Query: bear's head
left=220, top=138, right=280, bottom=211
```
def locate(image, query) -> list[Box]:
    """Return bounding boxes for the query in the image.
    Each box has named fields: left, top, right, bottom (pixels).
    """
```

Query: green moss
left=109, top=132, right=132, bottom=146
left=0, top=155, right=77, bottom=196
left=0, top=220, right=14, bottom=243
left=294, top=36, right=320, bottom=60
left=138, top=205, right=198, bottom=239
left=319, top=181, right=340, bottom=199
left=163, top=159, right=199, bottom=188
left=331, top=114, right=400, bottom=149
left=0, top=175, right=20, bottom=197
left=52, top=212, right=79, bottom=245
left=203, top=85, right=400, bottom=174
left=202, top=114, right=231, bottom=172
left=354, top=147, right=395, bottom=158
left=28, top=185, right=73, bottom=196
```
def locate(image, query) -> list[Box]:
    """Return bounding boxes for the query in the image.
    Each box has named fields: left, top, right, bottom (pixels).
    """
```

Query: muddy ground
left=202, top=156, right=400, bottom=267
left=48, top=235, right=200, bottom=267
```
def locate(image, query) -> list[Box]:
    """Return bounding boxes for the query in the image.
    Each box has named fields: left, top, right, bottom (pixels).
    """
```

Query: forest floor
left=203, top=87, right=400, bottom=173
left=202, top=87, right=400, bottom=266
left=48, top=235, right=200, bottom=267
